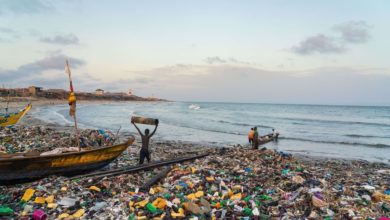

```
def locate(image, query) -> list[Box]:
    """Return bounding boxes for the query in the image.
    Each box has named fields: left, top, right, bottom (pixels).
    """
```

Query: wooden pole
left=70, top=153, right=209, bottom=180
left=65, top=60, right=80, bottom=151
left=73, top=112, right=80, bottom=151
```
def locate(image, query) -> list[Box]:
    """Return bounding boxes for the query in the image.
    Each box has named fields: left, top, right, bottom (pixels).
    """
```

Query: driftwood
left=70, top=153, right=208, bottom=180
left=141, top=166, right=172, bottom=191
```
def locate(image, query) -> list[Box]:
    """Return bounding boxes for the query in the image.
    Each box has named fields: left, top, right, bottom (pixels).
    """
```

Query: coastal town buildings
left=0, top=86, right=162, bottom=101
left=28, top=86, right=43, bottom=96
left=95, top=89, right=104, bottom=95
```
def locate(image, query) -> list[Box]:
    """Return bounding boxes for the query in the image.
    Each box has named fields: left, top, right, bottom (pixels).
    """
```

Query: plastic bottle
left=146, top=203, right=158, bottom=214
left=0, top=206, right=13, bottom=216
left=32, top=209, right=47, bottom=220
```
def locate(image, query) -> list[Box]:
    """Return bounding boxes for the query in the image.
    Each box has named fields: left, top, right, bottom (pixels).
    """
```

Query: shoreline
left=2, top=98, right=169, bottom=109
left=18, top=102, right=390, bottom=166
left=10, top=100, right=390, bottom=165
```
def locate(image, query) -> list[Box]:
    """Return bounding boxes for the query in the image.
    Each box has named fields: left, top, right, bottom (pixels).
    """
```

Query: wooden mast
left=65, top=60, right=80, bottom=151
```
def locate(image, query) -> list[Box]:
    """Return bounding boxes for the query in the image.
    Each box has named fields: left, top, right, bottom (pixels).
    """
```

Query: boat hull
left=0, top=138, right=134, bottom=184
left=258, top=133, right=279, bottom=145
left=0, top=104, right=32, bottom=126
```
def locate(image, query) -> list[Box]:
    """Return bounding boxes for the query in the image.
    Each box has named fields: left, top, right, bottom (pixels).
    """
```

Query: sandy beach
left=0, top=101, right=389, bottom=219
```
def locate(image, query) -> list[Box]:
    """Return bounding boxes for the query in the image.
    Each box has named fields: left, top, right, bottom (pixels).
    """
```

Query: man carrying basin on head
left=131, top=116, right=159, bottom=164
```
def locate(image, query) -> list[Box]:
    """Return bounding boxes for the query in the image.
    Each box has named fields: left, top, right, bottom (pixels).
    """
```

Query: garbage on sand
left=0, top=126, right=115, bottom=154
left=0, top=126, right=389, bottom=219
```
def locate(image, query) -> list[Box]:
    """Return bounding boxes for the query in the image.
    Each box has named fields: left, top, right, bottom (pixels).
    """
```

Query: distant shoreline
left=0, top=86, right=167, bottom=103
left=1, top=97, right=169, bottom=109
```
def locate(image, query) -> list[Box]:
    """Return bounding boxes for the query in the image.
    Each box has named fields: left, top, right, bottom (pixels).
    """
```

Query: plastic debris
left=152, top=198, right=167, bottom=209
left=34, top=197, right=45, bottom=204
left=21, top=188, right=35, bottom=202
left=146, top=203, right=158, bottom=214
left=0, top=206, right=13, bottom=216
left=58, top=213, right=69, bottom=219
left=45, top=195, right=54, bottom=203
left=0, top=126, right=115, bottom=154
left=47, top=203, right=58, bottom=209
left=0, top=130, right=389, bottom=219
left=58, top=197, right=77, bottom=207
left=72, top=209, right=85, bottom=218
left=89, top=185, right=101, bottom=192
left=91, top=201, right=107, bottom=211
left=32, top=209, right=47, bottom=220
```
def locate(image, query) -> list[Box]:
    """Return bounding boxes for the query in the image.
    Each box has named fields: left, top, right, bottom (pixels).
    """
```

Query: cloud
left=101, top=78, right=153, bottom=92
left=0, top=53, right=108, bottom=91
left=0, top=54, right=85, bottom=83
left=2, top=58, right=390, bottom=104
left=0, top=27, right=20, bottom=42
left=334, top=21, right=371, bottom=44
left=0, top=27, right=16, bottom=34
left=291, top=21, right=371, bottom=55
left=291, top=34, right=345, bottom=55
left=204, top=56, right=253, bottom=65
left=40, top=33, right=80, bottom=45
left=204, top=56, right=228, bottom=64
left=0, top=0, right=52, bottom=15
left=115, top=63, right=390, bottom=105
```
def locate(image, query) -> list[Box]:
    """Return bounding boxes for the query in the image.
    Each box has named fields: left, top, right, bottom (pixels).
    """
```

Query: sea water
left=33, top=102, right=390, bottom=163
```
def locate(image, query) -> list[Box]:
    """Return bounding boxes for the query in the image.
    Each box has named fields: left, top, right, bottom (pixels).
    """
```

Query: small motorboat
left=189, top=104, right=200, bottom=110
left=258, top=133, right=279, bottom=145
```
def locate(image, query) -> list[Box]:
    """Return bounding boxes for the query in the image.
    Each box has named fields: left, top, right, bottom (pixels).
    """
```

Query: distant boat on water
left=189, top=104, right=200, bottom=110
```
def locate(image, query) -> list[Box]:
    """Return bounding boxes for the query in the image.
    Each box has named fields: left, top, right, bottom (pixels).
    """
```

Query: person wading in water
left=132, top=120, right=159, bottom=164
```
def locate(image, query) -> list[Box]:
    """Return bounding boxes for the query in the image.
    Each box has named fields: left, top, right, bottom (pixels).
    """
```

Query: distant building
left=128, top=89, right=133, bottom=96
left=28, top=86, right=43, bottom=95
left=0, top=88, right=9, bottom=96
left=95, top=89, right=104, bottom=95
left=44, top=89, right=67, bottom=99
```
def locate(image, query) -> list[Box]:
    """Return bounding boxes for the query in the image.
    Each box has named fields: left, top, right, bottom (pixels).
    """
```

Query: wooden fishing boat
left=0, top=103, right=32, bottom=126
left=0, top=137, right=134, bottom=184
left=258, top=133, right=279, bottom=145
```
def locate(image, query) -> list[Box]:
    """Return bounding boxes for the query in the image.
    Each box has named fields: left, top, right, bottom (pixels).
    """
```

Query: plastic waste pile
left=0, top=144, right=389, bottom=219
left=122, top=147, right=390, bottom=219
left=0, top=126, right=115, bottom=154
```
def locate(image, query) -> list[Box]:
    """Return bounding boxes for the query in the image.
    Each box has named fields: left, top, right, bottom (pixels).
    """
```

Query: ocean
left=33, top=102, right=390, bottom=163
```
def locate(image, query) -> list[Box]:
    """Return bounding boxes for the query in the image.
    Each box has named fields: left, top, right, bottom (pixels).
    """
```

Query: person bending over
left=132, top=120, right=159, bottom=164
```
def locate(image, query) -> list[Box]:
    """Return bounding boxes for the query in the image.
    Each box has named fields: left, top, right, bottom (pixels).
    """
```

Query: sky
left=0, top=0, right=389, bottom=105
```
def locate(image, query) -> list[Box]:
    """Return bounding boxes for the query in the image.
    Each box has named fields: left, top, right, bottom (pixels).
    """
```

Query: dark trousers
left=252, top=139, right=259, bottom=149
left=139, top=148, right=151, bottom=164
